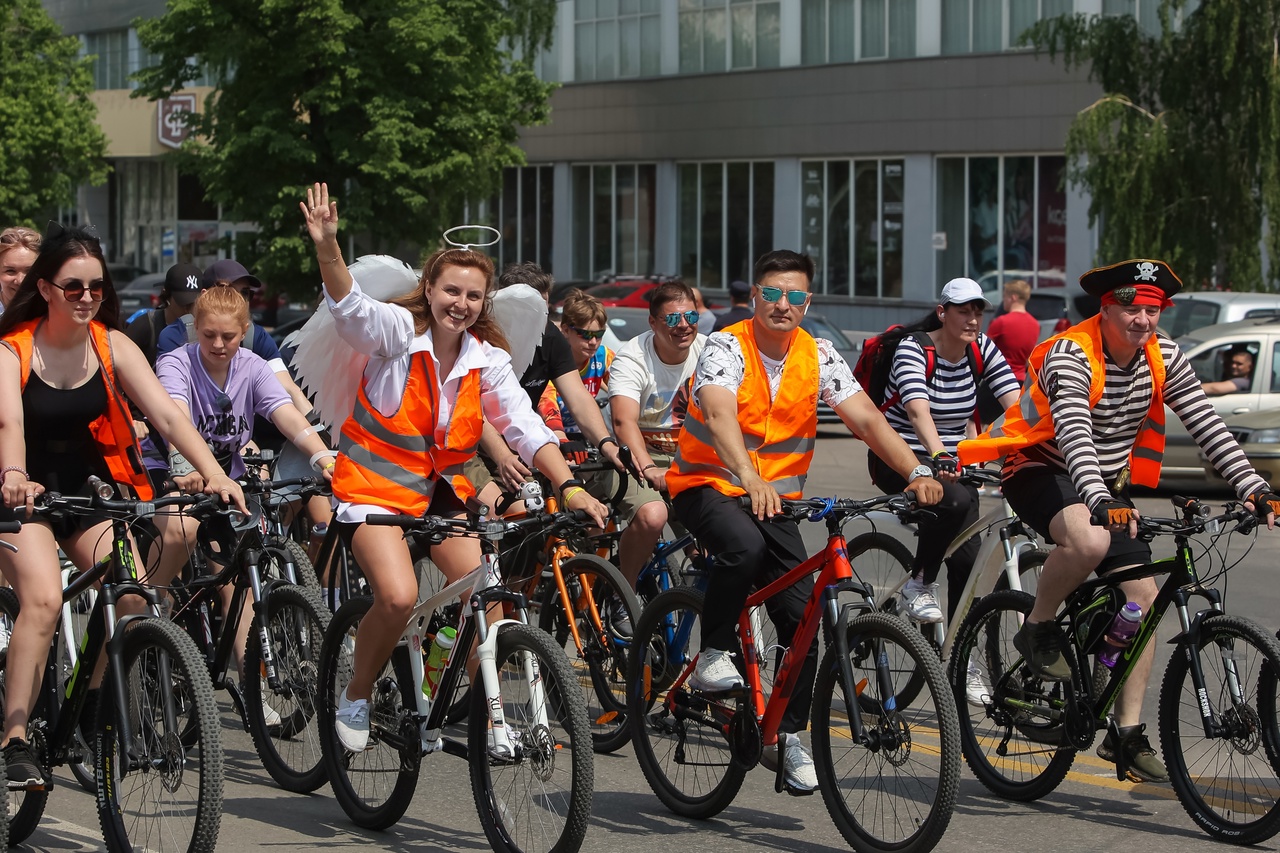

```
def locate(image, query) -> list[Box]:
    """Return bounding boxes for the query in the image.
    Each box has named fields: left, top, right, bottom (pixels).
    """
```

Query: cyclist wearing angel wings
left=298, top=183, right=608, bottom=753
left=665, top=249, right=943, bottom=792
left=960, top=258, right=1280, bottom=782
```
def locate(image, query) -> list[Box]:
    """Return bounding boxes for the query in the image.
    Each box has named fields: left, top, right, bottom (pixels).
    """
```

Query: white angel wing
left=490, top=284, right=547, bottom=377
left=291, top=255, right=419, bottom=431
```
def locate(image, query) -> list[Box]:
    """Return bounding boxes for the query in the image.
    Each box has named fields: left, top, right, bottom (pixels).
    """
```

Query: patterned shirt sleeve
left=817, top=337, right=861, bottom=408
left=692, top=332, right=745, bottom=398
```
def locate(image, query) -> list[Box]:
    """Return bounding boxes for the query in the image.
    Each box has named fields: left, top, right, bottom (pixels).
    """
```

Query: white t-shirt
left=608, top=331, right=706, bottom=452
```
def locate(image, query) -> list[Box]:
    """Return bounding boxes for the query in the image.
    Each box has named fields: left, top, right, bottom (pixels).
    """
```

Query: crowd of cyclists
left=0, top=178, right=1276, bottom=853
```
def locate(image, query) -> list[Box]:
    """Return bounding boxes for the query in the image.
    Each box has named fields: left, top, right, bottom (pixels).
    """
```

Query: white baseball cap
left=939, top=277, right=990, bottom=306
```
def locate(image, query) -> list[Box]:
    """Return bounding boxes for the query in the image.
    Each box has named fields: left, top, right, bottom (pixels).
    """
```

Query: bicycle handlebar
left=32, top=489, right=220, bottom=520
left=735, top=491, right=916, bottom=521
left=365, top=506, right=595, bottom=543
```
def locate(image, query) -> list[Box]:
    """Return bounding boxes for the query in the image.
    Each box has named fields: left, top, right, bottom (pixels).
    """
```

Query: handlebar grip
left=0, top=520, right=20, bottom=534
left=365, top=514, right=420, bottom=528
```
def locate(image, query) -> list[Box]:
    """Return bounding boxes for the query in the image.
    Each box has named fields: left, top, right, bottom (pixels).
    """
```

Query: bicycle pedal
left=782, top=781, right=817, bottom=797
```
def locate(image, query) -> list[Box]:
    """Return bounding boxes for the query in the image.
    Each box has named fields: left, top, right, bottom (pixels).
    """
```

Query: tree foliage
left=0, top=0, right=108, bottom=226
left=1023, top=2, right=1280, bottom=290
left=134, top=0, right=557, bottom=292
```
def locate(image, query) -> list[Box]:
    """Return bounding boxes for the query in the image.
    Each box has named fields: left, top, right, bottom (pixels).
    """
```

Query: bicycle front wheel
left=95, top=617, right=224, bottom=853
left=950, top=589, right=1075, bottom=801
left=538, top=554, right=638, bottom=753
left=812, top=612, right=960, bottom=853
left=469, top=622, right=594, bottom=853
left=1160, top=613, right=1280, bottom=845
left=243, top=584, right=331, bottom=793
left=262, top=536, right=322, bottom=596
left=626, top=586, right=746, bottom=819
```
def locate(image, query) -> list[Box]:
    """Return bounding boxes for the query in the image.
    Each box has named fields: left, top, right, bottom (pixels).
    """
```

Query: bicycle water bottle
left=1097, top=602, right=1142, bottom=668
left=422, top=627, right=457, bottom=699
left=307, top=521, right=328, bottom=564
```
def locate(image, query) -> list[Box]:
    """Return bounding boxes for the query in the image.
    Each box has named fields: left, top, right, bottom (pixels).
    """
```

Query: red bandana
left=1100, top=284, right=1173, bottom=309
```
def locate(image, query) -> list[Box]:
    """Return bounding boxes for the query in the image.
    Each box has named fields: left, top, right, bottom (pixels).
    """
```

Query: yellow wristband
left=562, top=486, right=587, bottom=504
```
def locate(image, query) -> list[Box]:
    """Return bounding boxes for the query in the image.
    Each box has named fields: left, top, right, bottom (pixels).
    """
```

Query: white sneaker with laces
left=488, top=723, right=523, bottom=760
left=261, top=695, right=283, bottom=728
left=335, top=687, right=370, bottom=752
left=761, top=732, right=819, bottom=792
left=965, top=659, right=992, bottom=706
left=901, top=578, right=943, bottom=623
left=689, top=648, right=744, bottom=692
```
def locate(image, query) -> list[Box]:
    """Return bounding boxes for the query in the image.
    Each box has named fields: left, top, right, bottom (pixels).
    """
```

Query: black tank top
left=23, top=369, right=112, bottom=494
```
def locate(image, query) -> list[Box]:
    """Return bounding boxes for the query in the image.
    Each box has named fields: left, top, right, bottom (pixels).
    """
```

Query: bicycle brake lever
left=0, top=541, right=17, bottom=553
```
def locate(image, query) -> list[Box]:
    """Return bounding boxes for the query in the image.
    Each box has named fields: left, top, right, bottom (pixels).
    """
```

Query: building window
left=934, top=154, right=1067, bottom=290
left=678, top=162, right=774, bottom=290
left=1102, top=0, right=1164, bottom=34
left=679, top=0, right=781, bottom=74
left=801, top=0, right=916, bottom=64
left=800, top=159, right=903, bottom=298
left=576, top=0, right=661, bottom=81
left=83, top=29, right=129, bottom=90
left=571, top=164, right=656, bottom=279
left=466, top=166, right=556, bottom=274
left=941, top=0, right=1074, bottom=54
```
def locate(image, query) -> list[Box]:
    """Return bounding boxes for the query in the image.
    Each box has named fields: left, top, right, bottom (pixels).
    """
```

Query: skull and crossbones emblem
left=1134, top=262, right=1159, bottom=283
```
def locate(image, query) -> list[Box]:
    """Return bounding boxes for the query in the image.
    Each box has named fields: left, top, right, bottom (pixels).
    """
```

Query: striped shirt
left=1005, top=335, right=1267, bottom=509
left=884, top=334, right=1020, bottom=454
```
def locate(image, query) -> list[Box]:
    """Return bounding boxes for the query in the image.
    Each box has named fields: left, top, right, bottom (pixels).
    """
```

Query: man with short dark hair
left=713, top=279, right=752, bottom=331
left=1202, top=349, right=1255, bottom=396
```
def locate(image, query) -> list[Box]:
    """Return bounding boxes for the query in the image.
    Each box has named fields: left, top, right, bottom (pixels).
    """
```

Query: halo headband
left=443, top=225, right=501, bottom=252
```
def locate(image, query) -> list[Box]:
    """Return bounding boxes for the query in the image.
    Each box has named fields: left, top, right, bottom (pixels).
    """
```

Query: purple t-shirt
left=156, top=344, right=291, bottom=478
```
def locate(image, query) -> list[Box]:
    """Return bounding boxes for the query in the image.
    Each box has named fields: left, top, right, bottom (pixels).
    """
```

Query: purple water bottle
left=1098, top=602, right=1142, bottom=668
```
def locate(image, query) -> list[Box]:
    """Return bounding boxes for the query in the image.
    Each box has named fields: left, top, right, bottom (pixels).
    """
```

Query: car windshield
left=799, top=317, right=853, bottom=348
left=604, top=311, right=651, bottom=341
left=1165, top=299, right=1221, bottom=338
left=1025, top=294, right=1065, bottom=322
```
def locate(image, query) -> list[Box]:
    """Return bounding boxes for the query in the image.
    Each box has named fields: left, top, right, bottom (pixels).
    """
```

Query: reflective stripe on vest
left=957, top=315, right=1167, bottom=487
left=331, top=348, right=482, bottom=515
left=2, top=319, right=154, bottom=501
left=667, top=319, right=818, bottom=500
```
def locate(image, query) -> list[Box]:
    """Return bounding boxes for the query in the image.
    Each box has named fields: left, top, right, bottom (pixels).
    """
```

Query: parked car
left=1160, top=316, right=1280, bottom=484
left=116, top=271, right=167, bottom=317
left=1164, top=292, right=1280, bottom=339
left=107, top=263, right=152, bottom=286
left=586, top=275, right=684, bottom=308
left=599, top=305, right=854, bottom=423
left=1200, top=408, right=1280, bottom=487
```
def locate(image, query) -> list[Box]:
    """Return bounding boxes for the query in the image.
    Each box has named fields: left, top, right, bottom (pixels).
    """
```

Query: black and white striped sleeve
left=1161, top=339, right=1269, bottom=499
left=979, top=334, right=1021, bottom=399
left=890, top=335, right=931, bottom=405
left=1042, top=340, right=1113, bottom=509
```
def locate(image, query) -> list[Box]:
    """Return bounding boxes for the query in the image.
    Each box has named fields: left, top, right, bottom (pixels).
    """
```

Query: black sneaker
left=605, top=598, right=633, bottom=638
left=4, top=738, right=46, bottom=789
left=1012, top=619, right=1072, bottom=682
left=1097, top=723, right=1169, bottom=783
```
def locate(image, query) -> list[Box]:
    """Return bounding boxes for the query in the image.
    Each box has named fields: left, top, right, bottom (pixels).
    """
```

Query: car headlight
left=1248, top=428, right=1280, bottom=444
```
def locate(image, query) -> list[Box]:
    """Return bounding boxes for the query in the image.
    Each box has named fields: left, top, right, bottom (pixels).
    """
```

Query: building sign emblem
left=158, top=94, right=197, bottom=149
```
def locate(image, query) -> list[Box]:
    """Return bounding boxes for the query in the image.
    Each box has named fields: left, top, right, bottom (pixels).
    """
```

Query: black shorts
left=334, top=483, right=467, bottom=558
left=1002, top=468, right=1151, bottom=575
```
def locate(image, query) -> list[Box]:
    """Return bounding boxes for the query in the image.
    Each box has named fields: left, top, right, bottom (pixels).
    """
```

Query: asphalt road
left=17, top=430, right=1280, bottom=852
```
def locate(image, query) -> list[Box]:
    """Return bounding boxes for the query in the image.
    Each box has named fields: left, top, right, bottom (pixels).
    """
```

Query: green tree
left=0, top=0, right=108, bottom=225
left=1023, top=3, right=1280, bottom=290
left=134, top=0, right=556, bottom=292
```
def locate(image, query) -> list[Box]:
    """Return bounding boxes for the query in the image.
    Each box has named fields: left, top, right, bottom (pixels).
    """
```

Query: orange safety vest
left=332, top=348, right=483, bottom=515
left=3, top=319, right=154, bottom=500
left=957, top=315, right=1167, bottom=487
left=667, top=320, right=818, bottom=500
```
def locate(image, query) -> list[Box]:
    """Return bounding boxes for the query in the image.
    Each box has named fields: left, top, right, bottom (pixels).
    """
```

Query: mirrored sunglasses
left=569, top=326, right=605, bottom=341
left=663, top=310, right=700, bottom=328
left=758, top=285, right=809, bottom=306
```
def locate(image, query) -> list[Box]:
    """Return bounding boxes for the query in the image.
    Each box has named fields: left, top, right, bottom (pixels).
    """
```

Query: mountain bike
left=317, top=498, right=594, bottom=853
left=951, top=495, right=1280, bottom=845
left=628, top=493, right=961, bottom=853
left=0, top=485, right=223, bottom=853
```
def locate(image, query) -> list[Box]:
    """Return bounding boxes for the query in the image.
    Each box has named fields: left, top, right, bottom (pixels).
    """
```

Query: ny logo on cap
left=186, top=275, right=198, bottom=288
left=1134, top=262, right=1159, bottom=283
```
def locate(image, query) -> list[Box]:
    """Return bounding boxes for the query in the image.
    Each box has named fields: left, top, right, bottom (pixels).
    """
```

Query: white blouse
left=325, top=278, right=556, bottom=521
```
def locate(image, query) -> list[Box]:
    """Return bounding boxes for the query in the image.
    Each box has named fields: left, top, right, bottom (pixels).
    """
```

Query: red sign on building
left=157, top=94, right=197, bottom=149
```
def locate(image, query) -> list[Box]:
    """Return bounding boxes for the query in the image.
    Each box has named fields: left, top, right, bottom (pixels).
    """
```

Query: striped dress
left=1004, top=335, right=1266, bottom=508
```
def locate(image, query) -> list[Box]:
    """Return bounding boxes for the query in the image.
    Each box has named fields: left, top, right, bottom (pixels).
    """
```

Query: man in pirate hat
left=960, top=259, right=1279, bottom=783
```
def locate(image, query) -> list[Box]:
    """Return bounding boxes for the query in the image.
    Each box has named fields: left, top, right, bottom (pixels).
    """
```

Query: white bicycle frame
left=59, top=557, right=95, bottom=687
left=875, top=497, right=1043, bottom=664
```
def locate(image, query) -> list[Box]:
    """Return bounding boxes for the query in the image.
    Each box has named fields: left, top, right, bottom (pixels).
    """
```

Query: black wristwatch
left=596, top=436, right=618, bottom=452
left=557, top=478, right=586, bottom=496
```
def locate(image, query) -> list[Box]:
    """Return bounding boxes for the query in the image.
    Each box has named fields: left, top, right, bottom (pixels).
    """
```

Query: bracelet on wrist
left=310, top=449, right=339, bottom=472
left=557, top=478, right=585, bottom=495
left=0, top=466, right=29, bottom=487
left=562, top=486, right=587, bottom=504
left=931, top=450, right=952, bottom=460
left=596, top=436, right=618, bottom=452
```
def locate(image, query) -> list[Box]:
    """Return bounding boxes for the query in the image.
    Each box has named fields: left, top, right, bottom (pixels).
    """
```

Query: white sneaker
left=488, top=723, right=523, bottom=760
left=965, top=660, right=992, bottom=707
left=0, top=615, right=11, bottom=653
left=901, top=578, right=943, bottom=623
left=761, top=732, right=819, bottom=792
left=261, top=695, right=283, bottom=728
left=689, top=648, right=744, bottom=692
left=335, top=687, right=370, bottom=752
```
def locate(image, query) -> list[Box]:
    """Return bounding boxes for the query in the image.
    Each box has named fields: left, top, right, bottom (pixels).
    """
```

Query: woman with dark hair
left=0, top=224, right=247, bottom=787
left=299, top=183, right=608, bottom=754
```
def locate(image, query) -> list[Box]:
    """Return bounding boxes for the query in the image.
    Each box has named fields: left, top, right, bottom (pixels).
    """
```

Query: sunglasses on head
left=569, top=326, right=605, bottom=341
left=662, top=310, right=700, bottom=328
left=48, top=278, right=105, bottom=302
left=757, top=285, right=809, bottom=306
left=215, top=392, right=233, bottom=414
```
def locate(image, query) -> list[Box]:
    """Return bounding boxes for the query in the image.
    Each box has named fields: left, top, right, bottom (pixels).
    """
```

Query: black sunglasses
left=47, top=278, right=105, bottom=302
left=569, top=326, right=605, bottom=341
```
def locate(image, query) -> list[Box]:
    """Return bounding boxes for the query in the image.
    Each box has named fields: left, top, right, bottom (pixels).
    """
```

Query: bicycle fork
left=824, top=585, right=877, bottom=742
left=1171, top=587, right=1240, bottom=738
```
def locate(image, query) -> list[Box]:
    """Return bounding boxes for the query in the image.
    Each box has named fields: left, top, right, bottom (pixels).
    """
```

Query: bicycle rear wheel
left=627, top=587, right=746, bottom=819
left=949, top=589, right=1075, bottom=801
left=318, top=596, right=420, bottom=830
left=95, top=617, right=224, bottom=853
left=0, top=588, right=50, bottom=847
left=243, top=584, right=331, bottom=793
left=847, top=532, right=913, bottom=605
left=538, top=554, right=638, bottom=753
left=1160, top=613, right=1280, bottom=845
left=812, top=612, right=960, bottom=853
left=469, top=622, right=594, bottom=853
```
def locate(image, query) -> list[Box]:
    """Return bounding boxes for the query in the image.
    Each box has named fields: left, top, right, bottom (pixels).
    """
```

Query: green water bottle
left=422, top=626, right=457, bottom=699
